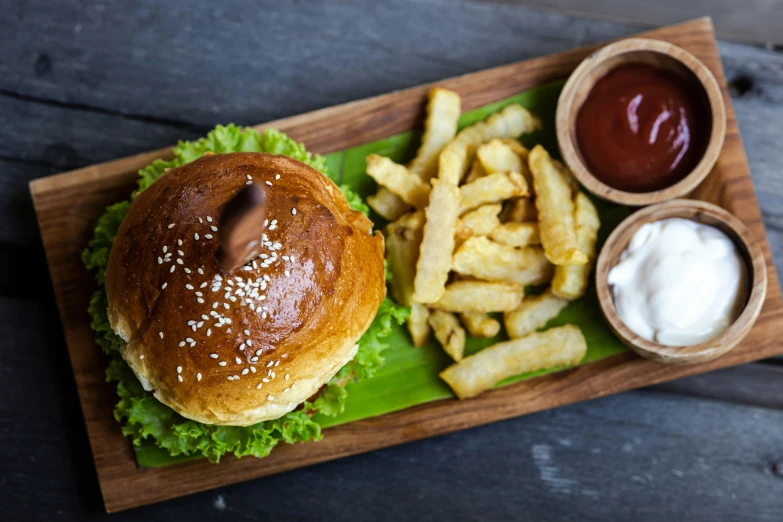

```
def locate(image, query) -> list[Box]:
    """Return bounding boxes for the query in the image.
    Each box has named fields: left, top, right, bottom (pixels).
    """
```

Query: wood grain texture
left=28, top=18, right=783, bottom=512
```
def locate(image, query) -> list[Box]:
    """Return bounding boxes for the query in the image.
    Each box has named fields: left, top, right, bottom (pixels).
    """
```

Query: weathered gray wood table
left=1, top=1, right=781, bottom=520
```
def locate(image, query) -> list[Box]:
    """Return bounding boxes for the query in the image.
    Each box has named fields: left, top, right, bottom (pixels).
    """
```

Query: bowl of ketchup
left=556, top=38, right=726, bottom=206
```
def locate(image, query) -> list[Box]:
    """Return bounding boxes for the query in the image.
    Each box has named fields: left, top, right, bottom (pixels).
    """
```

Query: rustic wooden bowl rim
left=556, top=38, right=727, bottom=206
left=595, top=199, right=768, bottom=364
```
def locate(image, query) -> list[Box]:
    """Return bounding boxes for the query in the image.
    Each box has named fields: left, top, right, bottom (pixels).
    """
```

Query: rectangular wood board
left=29, top=17, right=783, bottom=513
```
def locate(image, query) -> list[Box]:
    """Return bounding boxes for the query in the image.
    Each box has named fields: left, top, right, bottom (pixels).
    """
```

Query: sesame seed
left=205, top=234, right=213, bottom=239
left=197, top=298, right=204, bottom=304
left=285, top=374, right=289, bottom=380
left=211, top=226, right=218, bottom=232
left=235, top=357, right=242, bottom=364
left=190, top=341, right=196, bottom=347
left=170, top=265, right=176, bottom=273
left=209, top=353, right=218, bottom=359
left=246, top=180, right=252, bottom=185
left=275, top=360, right=280, bottom=367
left=267, top=395, right=274, bottom=401
left=261, top=312, right=267, bottom=319
left=284, top=270, right=290, bottom=278
left=227, top=376, right=234, bottom=381
left=184, top=268, right=191, bottom=274
left=197, top=373, right=202, bottom=381
left=158, top=257, right=163, bottom=264
left=168, top=223, right=175, bottom=229
left=186, top=337, right=194, bottom=343
left=283, top=387, right=290, bottom=393
left=270, top=371, right=276, bottom=379
left=244, top=329, right=250, bottom=335
left=282, top=256, right=289, bottom=261
left=247, top=175, right=252, bottom=180
left=241, top=368, right=249, bottom=375
left=178, top=375, right=183, bottom=382
left=177, top=366, right=182, bottom=373
left=256, top=383, right=263, bottom=389
left=233, top=374, right=240, bottom=379
left=197, top=321, right=204, bottom=328
left=265, top=181, right=272, bottom=186
left=201, top=314, right=208, bottom=320
left=246, top=340, right=252, bottom=347
left=159, top=332, right=164, bottom=339
left=139, top=354, right=144, bottom=360
left=292, top=208, right=297, bottom=215
left=194, top=233, right=199, bottom=240
left=177, top=250, right=184, bottom=256
left=186, top=284, right=194, bottom=290
left=176, top=258, right=183, bottom=265
left=275, top=174, right=280, bottom=180
left=162, top=283, right=168, bottom=290
left=198, top=268, right=204, bottom=275
left=262, top=378, right=269, bottom=383
left=178, top=239, right=183, bottom=246
left=163, top=246, right=168, bottom=253
left=199, top=217, right=203, bottom=224
left=250, top=366, right=257, bottom=373
left=212, top=302, right=218, bottom=308
left=179, top=341, right=185, bottom=347
left=267, top=361, right=274, bottom=368
left=195, top=291, right=203, bottom=297
left=207, top=216, right=213, bottom=222
left=251, top=356, right=259, bottom=362
left=219, top=361, right=227, bottom=367
left=290, top=256, right=295, bottom=262
left=207, top=329, right=211, bottom=336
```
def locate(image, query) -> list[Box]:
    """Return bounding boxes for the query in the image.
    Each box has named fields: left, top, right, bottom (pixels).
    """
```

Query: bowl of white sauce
left=595, top=199, right=767, bottom=364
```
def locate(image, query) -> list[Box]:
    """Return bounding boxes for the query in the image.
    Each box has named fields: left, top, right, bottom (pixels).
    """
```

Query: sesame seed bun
left=105, top=153, right=386, bottom=426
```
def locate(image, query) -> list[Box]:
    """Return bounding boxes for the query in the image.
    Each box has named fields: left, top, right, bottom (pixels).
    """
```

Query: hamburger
left=84, top=126, right=405, bottom=461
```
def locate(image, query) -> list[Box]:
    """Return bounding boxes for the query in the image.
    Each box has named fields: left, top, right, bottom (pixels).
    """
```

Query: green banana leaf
left=133, top=80, right=628, bottom=467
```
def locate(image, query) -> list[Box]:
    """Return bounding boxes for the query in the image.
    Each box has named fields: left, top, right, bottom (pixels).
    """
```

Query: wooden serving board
left=29, top=18, right=783, bottom=512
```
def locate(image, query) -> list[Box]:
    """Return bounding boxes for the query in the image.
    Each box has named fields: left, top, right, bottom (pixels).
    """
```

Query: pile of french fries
left=367, top=87, right=600, bottom=399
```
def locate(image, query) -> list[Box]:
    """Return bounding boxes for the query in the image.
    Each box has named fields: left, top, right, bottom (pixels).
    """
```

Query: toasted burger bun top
left=105, top=153, right=385, bottom=426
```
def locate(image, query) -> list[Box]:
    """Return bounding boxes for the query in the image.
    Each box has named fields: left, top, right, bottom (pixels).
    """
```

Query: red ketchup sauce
left=575, top=63, right=710, bottom=193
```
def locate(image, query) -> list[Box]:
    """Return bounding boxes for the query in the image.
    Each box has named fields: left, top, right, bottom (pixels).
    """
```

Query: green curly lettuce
left=82, top=125, right=407, bottom=463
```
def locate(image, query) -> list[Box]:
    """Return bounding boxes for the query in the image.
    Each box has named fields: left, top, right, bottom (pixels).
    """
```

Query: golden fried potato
left=439, top=324, right=587, bottom=399
left=454, top=218, right=474, bottom=250
left=489, top=222, right=540, bottom=247
left=552, top=192, right=600, bottom=299
left=429, top=309, right=466, bottom=362
left=504, top=289, right=569, bottom=339
left=431, top=280, right=524, bottom=313
left=413, top=179, right=461, bottom=303
left=408, top=303, right=431, bottom=347
left=384, top=211, right=425, bottom=306
left=368, top=187, right=410, bottom=221
left=452, top=236, right=553, bottom=286
left=460, top=312, right=501, bottom=338
left=366, top=154, right=431, bottom=208
left=463, top=159, right=487, bottom=184
left=528, top=145, right=587, bottom=266
left=459, top=172, right=529, bottom=213
left=461, top=203, right=502, bottom=236
left=497, top=138, right=529, bottom=159
left=502, top=197, right=537, bottom=223
left=408, top=88, right=462, bottom=181
left=438, top=104, right=541, bottom=185
left=477, top=139, right=523, bottom=175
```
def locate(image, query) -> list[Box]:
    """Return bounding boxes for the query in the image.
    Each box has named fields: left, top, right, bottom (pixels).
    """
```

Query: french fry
left=460, top=312, right=501, bottom=338
left=461, top=203, right=501, bottom=236
left=430, top=280, right=523, bottom=313
left=502, top=197, right=537, bottom=223
left=463, top=158, right=487, bottom=184
left=497, top=138, right=529, bottom=160
left=489, top=222, right=540, bottom=247
left=366, top=154, right=430, bottom=208
left=408, top=88, right=462, bottom=180
left=438, top=104, right=542, bottom=185
left=459, top=172, right=529, bottom=213
left=504, top=289, right=570, bottom=339
left=452, top=236, right=553, bottom=285
left=368, top=187, right=410, bottom=221
left=408, top=303, right=431, bottom=347
left=429, top=310, right=466, bottom=362
left=384, top=211, right=425, bottom=306
left=439, top=324, right=587, bottom=399
left=413, top=179, right=461, bottom=303
left=454, top=219, right=474, bottom=250
left=552, top=192, right=600, bottom=299
left=528, top=145, right=587, bottom=266
left=477, top=139, right=523, bottom=175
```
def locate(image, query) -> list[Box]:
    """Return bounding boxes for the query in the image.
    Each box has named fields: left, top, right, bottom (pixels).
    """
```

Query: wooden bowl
left=595, top=199, right=767, bottom=364
left=556, top=38, right=727, bottom=206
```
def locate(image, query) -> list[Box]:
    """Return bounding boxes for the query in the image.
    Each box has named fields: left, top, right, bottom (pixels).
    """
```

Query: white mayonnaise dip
left=608, top=217, right=747, bottom=346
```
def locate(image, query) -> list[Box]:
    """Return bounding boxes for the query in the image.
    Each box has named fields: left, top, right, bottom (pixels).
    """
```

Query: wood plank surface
left=28, top=17, right=783, bottom=512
